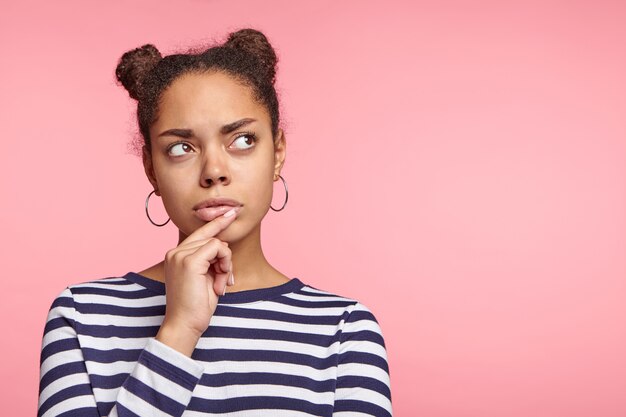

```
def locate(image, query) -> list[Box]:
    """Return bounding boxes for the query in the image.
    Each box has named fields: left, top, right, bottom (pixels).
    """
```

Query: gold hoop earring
left=145, top=190, right=171, bottom=227
left=270, top=175, right=288, bottom=212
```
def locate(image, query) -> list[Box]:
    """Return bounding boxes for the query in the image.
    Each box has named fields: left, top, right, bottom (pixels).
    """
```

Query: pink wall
left=2, top=1, right=625, bottom=415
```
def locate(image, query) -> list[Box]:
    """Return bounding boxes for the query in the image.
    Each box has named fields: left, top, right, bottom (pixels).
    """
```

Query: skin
left=138, top=71, right=289, bottom=356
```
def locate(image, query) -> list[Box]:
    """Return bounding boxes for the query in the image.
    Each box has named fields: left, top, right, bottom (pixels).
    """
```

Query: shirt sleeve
left=37, top=287, right=205, bottom=417
left=333, top=302, right=393, bottom=417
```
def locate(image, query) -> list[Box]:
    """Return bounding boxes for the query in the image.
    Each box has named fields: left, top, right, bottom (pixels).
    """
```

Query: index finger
left=182, top=206, right=241, bottom=245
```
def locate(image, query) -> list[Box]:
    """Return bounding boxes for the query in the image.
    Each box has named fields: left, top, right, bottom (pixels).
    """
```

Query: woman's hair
left=115, top=28, right=280, bottom=155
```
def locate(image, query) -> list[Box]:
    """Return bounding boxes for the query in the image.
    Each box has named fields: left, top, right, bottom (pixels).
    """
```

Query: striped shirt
left=38, top=272, right=393, bottom=416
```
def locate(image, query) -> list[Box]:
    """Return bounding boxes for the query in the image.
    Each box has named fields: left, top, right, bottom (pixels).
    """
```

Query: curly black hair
left=115, top=28, right=281, bottom=156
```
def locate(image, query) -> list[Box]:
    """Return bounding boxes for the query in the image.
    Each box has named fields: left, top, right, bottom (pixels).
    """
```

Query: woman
left=38, top=28, right=392, bottom=417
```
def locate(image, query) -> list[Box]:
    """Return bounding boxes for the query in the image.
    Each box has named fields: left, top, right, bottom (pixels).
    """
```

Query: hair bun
left=115, top=44, right=162, bottom=100
left=224, top=29, right=278, bottom=84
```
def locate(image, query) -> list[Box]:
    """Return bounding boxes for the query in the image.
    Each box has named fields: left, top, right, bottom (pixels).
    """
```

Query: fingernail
left=223, top=208, right=237, bottom=218
left=229, top=272, right=235, bottom=286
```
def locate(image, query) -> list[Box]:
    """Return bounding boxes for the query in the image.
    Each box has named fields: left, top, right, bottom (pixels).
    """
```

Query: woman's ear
left=273, top=128, right=286, bottom=179
left=142, top=145, right=160, bottom=195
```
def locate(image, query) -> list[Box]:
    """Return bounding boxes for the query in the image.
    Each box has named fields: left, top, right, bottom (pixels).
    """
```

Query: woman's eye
left=168, top=142, right=192, bottom=156
left=230, top=134, right=257, bottom=150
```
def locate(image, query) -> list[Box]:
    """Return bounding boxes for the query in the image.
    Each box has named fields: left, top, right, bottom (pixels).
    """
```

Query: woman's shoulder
left=294, top=282, right=388, bottom=353
left=47, top=272, right=164, bottom=312
left=293, top=280, right=359, bottom=302
left=291, top=280, right=383, bottom=325
left=58, top=272, right=159, bottom=293
left=64, top=275, right=129, bottom=289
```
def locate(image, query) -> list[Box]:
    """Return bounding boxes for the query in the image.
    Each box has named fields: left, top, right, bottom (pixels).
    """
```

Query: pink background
left=2, top=1, right=625, bottom=415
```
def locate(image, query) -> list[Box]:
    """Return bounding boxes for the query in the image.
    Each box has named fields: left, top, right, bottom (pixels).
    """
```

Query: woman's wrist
left=155, top=319, right=202, bottom=357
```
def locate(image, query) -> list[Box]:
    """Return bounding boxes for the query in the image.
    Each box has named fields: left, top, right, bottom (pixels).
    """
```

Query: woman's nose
left=200, top=147, right=231, bottom=187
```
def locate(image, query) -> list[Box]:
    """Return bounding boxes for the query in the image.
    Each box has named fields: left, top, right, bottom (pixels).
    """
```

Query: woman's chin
left=214, top=224, right=244, bottom=244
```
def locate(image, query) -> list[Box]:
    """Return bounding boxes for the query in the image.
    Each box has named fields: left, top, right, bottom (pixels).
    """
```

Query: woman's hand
left=155, top=208, right=239, bottom=356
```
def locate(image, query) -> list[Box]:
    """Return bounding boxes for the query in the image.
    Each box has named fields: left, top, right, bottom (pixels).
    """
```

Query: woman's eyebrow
left=158, top=128, right=193, bottom=139
left=220, top=118, right=256, bottom=134
left=157, top=118, right=256, bottom=139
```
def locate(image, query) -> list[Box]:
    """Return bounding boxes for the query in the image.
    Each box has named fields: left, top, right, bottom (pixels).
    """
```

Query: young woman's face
left=143, top=71, right=286, bottom=243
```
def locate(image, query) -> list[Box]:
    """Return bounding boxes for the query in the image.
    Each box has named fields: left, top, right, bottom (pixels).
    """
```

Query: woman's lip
left=194, top=205, right=241, bottom=222
left=193, top=197, right=243, bottom=210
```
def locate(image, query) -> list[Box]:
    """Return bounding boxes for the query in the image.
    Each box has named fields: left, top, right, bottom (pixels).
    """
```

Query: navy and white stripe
left=38, top=272, right=392, bottom=416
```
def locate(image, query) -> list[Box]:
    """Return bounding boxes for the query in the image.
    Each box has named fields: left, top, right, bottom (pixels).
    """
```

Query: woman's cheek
left=160, top=191, right=194, bottom=233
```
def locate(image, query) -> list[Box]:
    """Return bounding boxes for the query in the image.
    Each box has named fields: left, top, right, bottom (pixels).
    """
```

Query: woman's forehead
left=155, top=72, right=269, bottom=128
